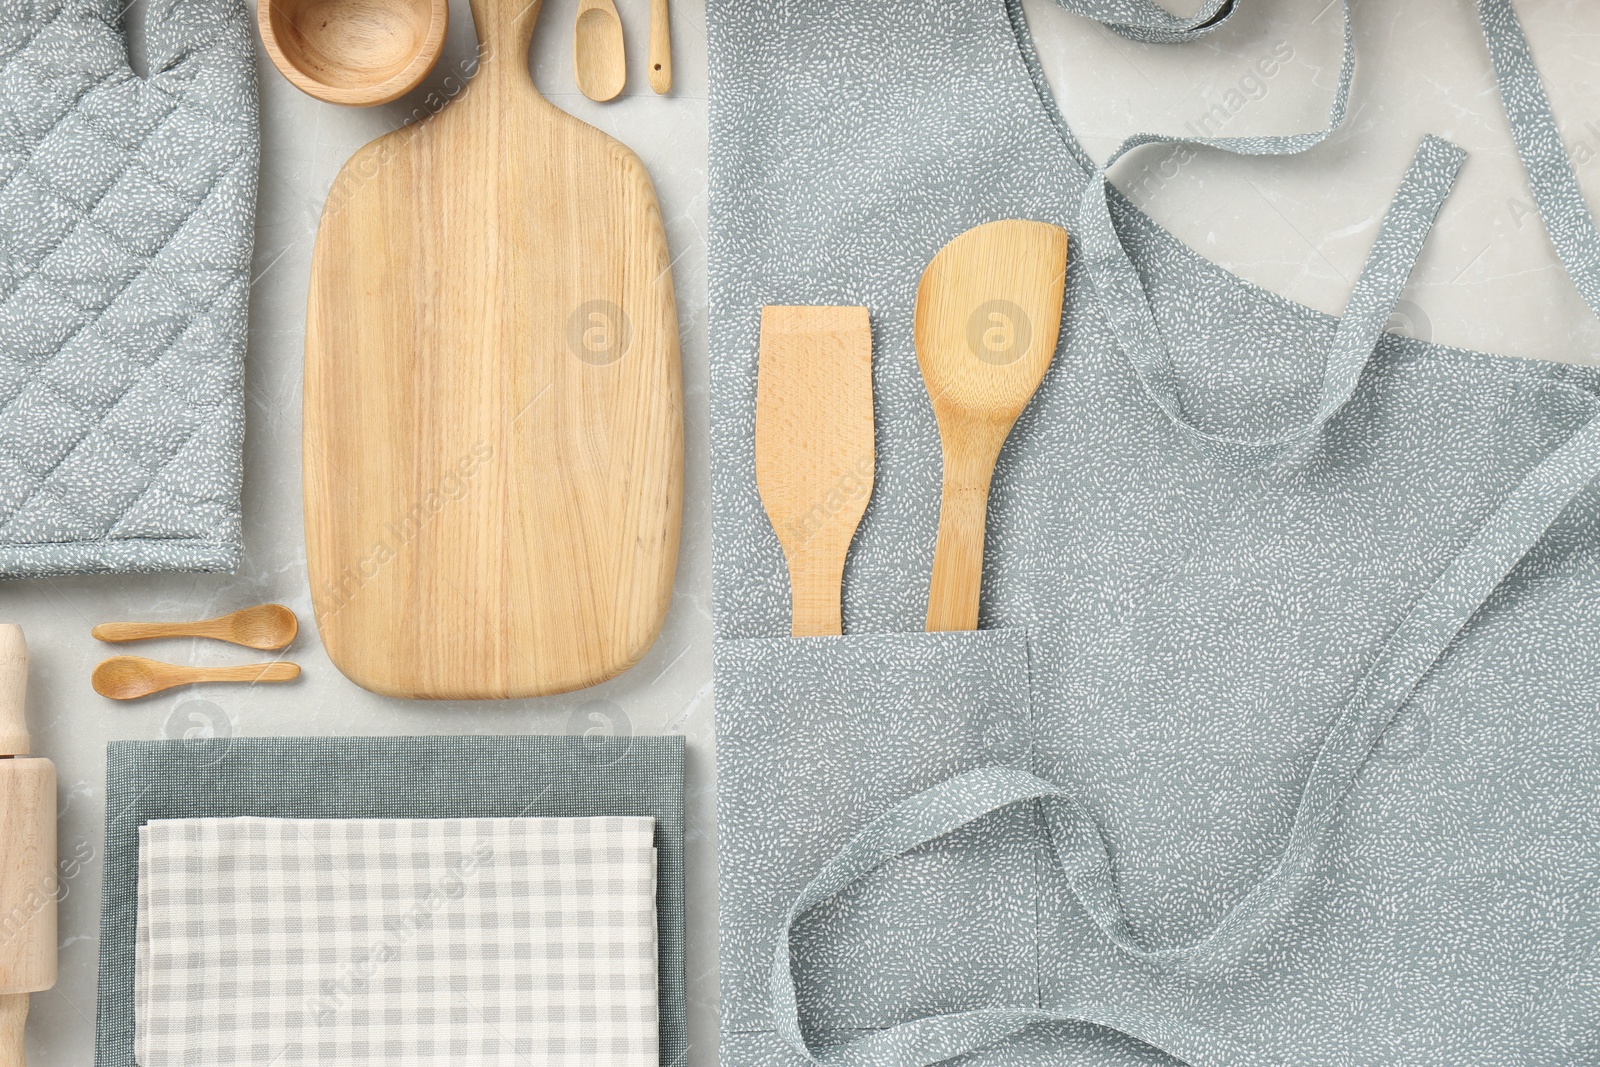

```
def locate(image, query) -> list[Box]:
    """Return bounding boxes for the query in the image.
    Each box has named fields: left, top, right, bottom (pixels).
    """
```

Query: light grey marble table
left=10, top=0, right=1600, bottom=1063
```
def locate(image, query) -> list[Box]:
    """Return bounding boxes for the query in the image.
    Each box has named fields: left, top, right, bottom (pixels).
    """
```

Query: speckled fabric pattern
left=710, top=1, right=1600, bottom=1064
left=0, top=0, right=258, bottom=578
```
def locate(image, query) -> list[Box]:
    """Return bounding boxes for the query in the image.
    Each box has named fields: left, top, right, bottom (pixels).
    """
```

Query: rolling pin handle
left=0, top=625, right=27, bottom=756
left=0, top=993, right=26, bottom=1067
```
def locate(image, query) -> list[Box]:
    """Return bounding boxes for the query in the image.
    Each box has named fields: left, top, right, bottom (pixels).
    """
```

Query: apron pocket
left=715, top=628, right=1040, bottom=1040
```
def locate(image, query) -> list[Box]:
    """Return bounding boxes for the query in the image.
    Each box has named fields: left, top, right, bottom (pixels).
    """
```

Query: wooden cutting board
left=303, top=0, right=683, bottom=700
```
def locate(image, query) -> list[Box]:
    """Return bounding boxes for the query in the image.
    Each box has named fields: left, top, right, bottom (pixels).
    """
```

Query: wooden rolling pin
left=0, top=625, right=55, bottom=1067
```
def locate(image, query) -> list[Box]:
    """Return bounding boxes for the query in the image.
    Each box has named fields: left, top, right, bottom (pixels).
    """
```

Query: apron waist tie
left=771, top=416, right=1600, bottom=1067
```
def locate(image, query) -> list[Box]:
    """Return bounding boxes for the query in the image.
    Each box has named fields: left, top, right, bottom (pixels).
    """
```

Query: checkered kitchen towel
left=134, top=816, right=658, bottom=1067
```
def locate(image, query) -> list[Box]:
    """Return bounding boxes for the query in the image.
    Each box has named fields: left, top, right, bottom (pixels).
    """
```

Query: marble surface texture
left=8, top=0, right=1600, bottom=1062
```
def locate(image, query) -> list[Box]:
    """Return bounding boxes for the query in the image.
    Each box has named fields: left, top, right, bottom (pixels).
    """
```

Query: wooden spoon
left=755, top=306, right=875, bottom=637
left=916, top=220, right=1068, bottom=632
left=92, top=658, right=302, bottom=701
left=574, top=0, right=626, bottom=102
left=92, top=605, right=299, bottom=651
left=648, top=0, right=672, bottom=94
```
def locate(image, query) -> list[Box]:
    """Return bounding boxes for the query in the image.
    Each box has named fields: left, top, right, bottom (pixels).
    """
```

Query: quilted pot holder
left=0, top=0, right=258, bottom=578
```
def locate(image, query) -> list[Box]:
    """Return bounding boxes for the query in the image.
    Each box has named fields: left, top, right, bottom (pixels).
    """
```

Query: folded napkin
left=135, top=816, right=659, bottom=1067
left=95, top=736, right=687, bottom=1067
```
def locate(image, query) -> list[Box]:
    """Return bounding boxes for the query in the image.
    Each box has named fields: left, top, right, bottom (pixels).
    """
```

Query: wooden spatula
left=916, top=220, right=1068, bottom=632
left=755, top=307, right=875, bottom=637
left=304, top=0, right=682, bottom=700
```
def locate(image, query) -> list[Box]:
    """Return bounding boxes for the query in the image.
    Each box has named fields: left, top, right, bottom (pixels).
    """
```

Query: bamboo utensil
left=304, top=0, right=682, bottom=700
left=755, top=307, right=875, bottom=637
left=916, top=220, right=1068, bottom=632
left=92, top=658, right=302, bottom=701
left=0, top=625, right=55, bottom=1067
left=574, top=0, right=626, bottom=102
left=257, top=0, right=448, bottom=106
left=648, top=0, right=671, bottom=94
left=92, top=605, right=299, bottom=651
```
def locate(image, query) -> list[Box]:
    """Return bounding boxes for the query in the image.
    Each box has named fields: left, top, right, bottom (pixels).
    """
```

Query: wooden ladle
left=916, top=219, right=1069, bottom=632
left=92, top=658, right=302, bottom=701
left=574, top=0, right=626, bottom=102
left=93, top=605, right=299, bottom=651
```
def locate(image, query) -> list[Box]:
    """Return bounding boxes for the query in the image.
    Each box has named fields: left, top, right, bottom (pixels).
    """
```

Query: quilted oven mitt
left=0, top=0, right=258, bottom=578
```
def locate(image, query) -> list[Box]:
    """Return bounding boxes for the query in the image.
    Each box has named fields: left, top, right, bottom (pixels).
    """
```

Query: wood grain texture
left=92, top=605, right=299, bottom=651
left=574, top=0, right=626, bottom=102
left=0, top=624, right=55, bottom=1067
left=258, top=0, right=448, bottom=106
left=91, top=658, right=302, bottom=701
left=917, top=220, right=1068, bottom=632
left=648, top=0, right=671, bottom=94
left=304, top=0, right=683, bottom=700
left=756, top=307, right=874, bottom=637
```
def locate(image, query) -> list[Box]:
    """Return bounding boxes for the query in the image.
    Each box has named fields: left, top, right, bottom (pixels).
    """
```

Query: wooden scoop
left=92, top=604, right=299, bottom=651
left=755, top=307, right=875, bottom=637
left=92, top=658, right=301, bottom=701
left=916, top=220, right=1068, bottom=632
left=575, top=0, right=626, bottom=102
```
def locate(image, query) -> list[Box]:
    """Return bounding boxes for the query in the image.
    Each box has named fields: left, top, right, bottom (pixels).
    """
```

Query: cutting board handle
left=472, top=0, right=542, bottom=84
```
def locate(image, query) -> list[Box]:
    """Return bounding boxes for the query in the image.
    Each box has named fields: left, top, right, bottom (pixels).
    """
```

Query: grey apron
left=710, top=1, right=1600, bottom=1064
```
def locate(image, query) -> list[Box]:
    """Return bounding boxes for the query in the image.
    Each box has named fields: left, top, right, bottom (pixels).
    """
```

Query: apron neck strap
left=1477, top=0, right=1600, bottom=321
left=1058, top=0, right=1467, bottom=466
left=1075, top=134, right=1463, bottom=466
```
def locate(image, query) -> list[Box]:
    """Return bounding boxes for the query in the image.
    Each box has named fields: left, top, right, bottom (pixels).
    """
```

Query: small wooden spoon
left=92, top=657, right=302, bottom=701
left=92, top=605, right=299, bottom=651
left=648, top=0, right=672, bottom=94
left=916, top=219, right=1068, bottom=632
left=756, top=307, right=875, bottom=636
left=575, top=0, right=626, bottom=102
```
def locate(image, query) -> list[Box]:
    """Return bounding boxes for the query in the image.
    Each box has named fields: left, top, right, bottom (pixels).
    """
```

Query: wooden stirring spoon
left=756, top=307, right=875, bottom=636
left=92, top=604, right=299, bottom=651
left=917, top=220, right=1068, bottom=632
left=92, top=657, right=301, bottom=701
left=575, top=0, right=626, bottom=102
